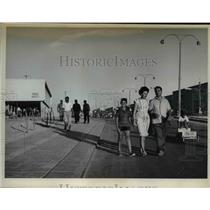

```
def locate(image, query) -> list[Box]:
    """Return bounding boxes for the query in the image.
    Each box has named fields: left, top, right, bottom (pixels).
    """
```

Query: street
left=5, top=117, right=208, bottom=178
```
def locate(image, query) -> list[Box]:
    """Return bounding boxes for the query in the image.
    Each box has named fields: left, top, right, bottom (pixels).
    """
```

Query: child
left=115, top=98, right=135, bottom=157
left=179, top=110, right=189, bottom=129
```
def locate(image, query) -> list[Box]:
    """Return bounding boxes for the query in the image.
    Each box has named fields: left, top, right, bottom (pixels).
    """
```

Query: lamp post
left=198, top=81, right=202, bottom=115
left=134, top=74, right=155, bottom=86
left=160, top=34, right=200, bottom=116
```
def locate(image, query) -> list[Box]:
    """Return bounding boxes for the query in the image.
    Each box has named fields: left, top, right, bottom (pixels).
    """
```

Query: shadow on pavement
left=51, top=126, right=100, bottom=143
left=35, top=122, right=50, bottom=128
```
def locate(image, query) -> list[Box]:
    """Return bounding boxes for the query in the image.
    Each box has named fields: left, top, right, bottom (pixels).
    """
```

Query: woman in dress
left=133, top=86, right=150, bottom=156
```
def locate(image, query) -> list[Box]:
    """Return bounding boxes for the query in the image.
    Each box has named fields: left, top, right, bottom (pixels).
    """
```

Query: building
left=6, top=79, right=52, bottom=118
left=165, top=82, right=207, bottom=115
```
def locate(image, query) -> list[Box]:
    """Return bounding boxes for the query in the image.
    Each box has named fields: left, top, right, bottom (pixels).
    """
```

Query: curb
left=173, top=116, right=207, bottom=123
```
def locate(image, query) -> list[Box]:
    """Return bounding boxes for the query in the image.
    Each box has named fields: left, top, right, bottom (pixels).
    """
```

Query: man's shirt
left=64, top=102, right=72, bottom=112
left=149, top=97, right=171, bottom=124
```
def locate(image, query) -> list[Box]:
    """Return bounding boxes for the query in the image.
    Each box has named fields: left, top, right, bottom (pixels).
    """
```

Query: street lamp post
left=134, top=74, right=155, bottom=87
left=160, top=34, right=200, bottom=116
left=198, top=81, right=202, bottom=115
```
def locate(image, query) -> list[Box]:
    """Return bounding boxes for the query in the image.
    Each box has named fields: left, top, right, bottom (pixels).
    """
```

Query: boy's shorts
left=119, top=126, right=130, bottom=131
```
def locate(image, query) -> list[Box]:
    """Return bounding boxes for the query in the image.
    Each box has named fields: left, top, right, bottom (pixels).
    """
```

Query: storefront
left=6, top=79, right=52, bottom=118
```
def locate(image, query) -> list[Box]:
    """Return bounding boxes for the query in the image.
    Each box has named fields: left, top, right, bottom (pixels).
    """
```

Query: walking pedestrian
left=115, top=98, right=135, bottom=157
left=73, top=100, right=81, bottom=123
left=63, top=96, right=72, bottom=131
left=83, top=100, right=90, bottom=123
left=57, top=100, right=64, bottom=121
left=149, top=86, right=172, bottom=156
left=133, top=86, right=150, bottom=156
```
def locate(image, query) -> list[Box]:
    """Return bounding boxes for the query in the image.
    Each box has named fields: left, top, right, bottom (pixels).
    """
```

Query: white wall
left=6, top=79, right=46, bottom=101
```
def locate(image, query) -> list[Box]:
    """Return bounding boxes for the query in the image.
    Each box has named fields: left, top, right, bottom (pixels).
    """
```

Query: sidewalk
left=37, top=118, right=106, bottom=145
left=5, top=117, right=207, bottom=178
left=85, top=119, right=207, bottom=178
left=39, top=117, right=207, bottom=154
left=5, top=118, right=106, bottom=178
left=5, top=118, right=50, bottom=144
left=44, top=118, right=207, bottom=178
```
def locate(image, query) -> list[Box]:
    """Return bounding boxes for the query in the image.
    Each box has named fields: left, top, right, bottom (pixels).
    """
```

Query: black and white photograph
left=1, top=24, right=208, bottom=185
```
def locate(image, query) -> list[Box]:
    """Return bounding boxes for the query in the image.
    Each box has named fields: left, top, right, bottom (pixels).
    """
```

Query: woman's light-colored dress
left=135, top=98, right=150, bottom=137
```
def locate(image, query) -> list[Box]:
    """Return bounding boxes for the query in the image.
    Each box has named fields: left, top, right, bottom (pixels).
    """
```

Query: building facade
left=6, top=79, right=52, bottom=118
left=165, top=82, right=207, bottom=115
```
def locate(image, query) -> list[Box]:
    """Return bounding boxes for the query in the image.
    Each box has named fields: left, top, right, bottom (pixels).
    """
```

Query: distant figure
left=115, top=98, right=135, bottom=157
left=133, top=86, right=150, bottom=157
left=179, top=110, right=189, bottom=129
left=23, top=108, right=27, bottom=117
left=17, top=107, right=22, bottom=117
left=29, top=107, right=33, bottom=117
left=63, top=96, right=72, bottom=131
left=49, top=107, right=54, bottom=123
left=34, top=108, right=40, bottom=117
left=12, top=110, right=16, bottom=119
left=83, top=100, right=90, bottom=123
left=57, top=100, right=64, bottom=121
left=5, top=107, right=9, bottom=117
left=73, top=100, right=81, bottom=123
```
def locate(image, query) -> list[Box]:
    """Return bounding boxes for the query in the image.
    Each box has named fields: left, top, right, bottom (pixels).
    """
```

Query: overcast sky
left=6, top=27, right=207, bottom=111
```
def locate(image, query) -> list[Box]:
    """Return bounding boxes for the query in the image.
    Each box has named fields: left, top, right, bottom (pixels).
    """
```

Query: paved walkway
left=85, top=119, right=208, bottom=178
left=5, top=117, right=207, bottom=179
left=5, top=118, right=106, bottom=178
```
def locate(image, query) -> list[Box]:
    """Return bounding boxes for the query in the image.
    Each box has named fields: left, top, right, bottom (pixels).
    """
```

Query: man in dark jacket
left=83, top=100, right=90, bottom=123
left=73, top=99, right=81, bottom=123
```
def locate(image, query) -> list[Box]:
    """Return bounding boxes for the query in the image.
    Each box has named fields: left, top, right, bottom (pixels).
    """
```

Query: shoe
left=129, top=152, right=136, bottom=157
left=141, top=148, right=147, bottom=157
left=66, top=125, right=71, bottom=131
left=118, top=152, right=123, bottom=157
left=158, top=150, right=165, bottom=156
left=140, top=147, right=147, bottom=156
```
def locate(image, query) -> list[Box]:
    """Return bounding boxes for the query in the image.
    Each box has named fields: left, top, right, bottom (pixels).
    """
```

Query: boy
left=115, top=98, right=135, bottom=157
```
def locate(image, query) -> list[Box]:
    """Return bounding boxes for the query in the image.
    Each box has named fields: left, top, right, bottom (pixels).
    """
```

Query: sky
left=6, top=27, right=208, bottom=112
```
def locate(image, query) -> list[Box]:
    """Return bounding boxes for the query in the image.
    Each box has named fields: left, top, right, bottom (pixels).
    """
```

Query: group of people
left=57, top=86, right=190, bottom=156
left=6, top=106, right=40, bottom=118
left=57, top=97, right=90, bottom=131
left=115, top=86, right=172, bottom=157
